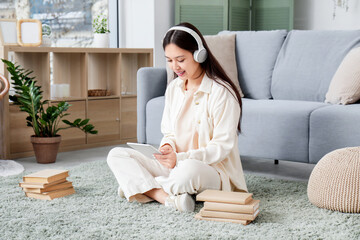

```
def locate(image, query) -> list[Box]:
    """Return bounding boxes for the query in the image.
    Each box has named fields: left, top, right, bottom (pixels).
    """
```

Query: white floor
left=14, top=144, right=315, bottom=182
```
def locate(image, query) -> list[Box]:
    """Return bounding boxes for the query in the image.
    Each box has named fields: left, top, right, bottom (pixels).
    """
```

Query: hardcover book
left=23, top=181, right=73, bottom=193
left=203, top=199, right=260, bottom=214
left=195, top=213, right=250, bottom=225
left=200, top=208, right=260, bottom=221
left=196, top=189, right=253, bottom=205
left=23, top=169, right=69, bottom=184
left=25, top=187, right=75, bottom=200
left=19, top=178, right=67, bottom=188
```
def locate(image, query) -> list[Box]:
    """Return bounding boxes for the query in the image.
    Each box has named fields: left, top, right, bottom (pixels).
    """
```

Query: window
left=0, top=0, right=109, bottom=47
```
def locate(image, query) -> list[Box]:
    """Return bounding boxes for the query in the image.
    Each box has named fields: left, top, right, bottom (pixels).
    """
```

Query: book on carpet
left=196, top=189, right=253, bottom=205
left=203, top=199, right=260, bottom=214
left=23, top=169, right=69, bottom=184
left=19, top=178, right=67, bottom=189
left=25, top=187, right=75, bottom=200
left=200, top=208, right=260, bottom=221
left=194, top=213, right=250, bottom=225
left=22, top=181, right=73, bottom=193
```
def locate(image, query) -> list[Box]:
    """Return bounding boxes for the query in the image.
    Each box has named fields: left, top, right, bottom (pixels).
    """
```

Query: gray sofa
left=137, top=30, right=360, bottom=164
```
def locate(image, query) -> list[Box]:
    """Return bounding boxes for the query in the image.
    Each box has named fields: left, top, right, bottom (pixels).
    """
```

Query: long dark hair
left=163, top=22, right=242, bottom=132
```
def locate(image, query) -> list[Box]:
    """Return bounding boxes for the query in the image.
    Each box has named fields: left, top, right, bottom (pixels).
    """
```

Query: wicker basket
left=88, top=89, right=111, bottom=97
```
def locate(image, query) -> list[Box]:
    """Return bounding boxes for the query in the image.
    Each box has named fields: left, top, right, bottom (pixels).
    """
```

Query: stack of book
left=19, top=169, right=75, bottom=200
left=195, top=189, right=260, bottom=225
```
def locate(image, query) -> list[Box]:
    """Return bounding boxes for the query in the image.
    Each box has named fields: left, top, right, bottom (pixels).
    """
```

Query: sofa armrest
left=137, top=67, right=167, bottom=143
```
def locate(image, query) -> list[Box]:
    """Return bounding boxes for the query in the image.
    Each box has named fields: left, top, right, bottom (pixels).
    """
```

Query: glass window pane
left=0, top=0, right=109, bottom=47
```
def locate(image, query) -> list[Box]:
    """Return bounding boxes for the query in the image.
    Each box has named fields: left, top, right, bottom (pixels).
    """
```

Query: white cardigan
left=159, top=74, right=248, bottom=192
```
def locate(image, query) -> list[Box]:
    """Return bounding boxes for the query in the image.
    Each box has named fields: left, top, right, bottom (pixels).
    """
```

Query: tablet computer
left=127, top=142, right=162, bottom=159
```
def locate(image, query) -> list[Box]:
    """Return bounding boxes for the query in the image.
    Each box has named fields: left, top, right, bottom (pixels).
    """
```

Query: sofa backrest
left=271, top=30, right=360, bottom=102
left=221, top=30, right=287, bottom=99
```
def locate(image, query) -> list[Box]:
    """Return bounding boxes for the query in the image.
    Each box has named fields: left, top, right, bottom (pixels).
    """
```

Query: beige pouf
left=307, top=147, right=360, bottom=213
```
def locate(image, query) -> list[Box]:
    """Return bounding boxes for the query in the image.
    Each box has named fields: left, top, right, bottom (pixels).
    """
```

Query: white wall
left=120, top=0, right=154, bottom=48
left=294, top=0, right=360, bottom=30
left=116, top=0, right=174, bottom=67
left=154, top=0, right=175, bottom=67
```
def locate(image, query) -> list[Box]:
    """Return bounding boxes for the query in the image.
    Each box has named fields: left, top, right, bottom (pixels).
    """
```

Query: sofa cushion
left=220, top=30, right=287, bottom=99
left=309, top=104, right=360, bottom=164
left=145, top=96, right=165, bottom=145
left=325, top=47, right=360, bottom=105
left=239, top=98, right=327, bottom=162
left=204, top=34, right=243, bottom=97
left=271, top=30, right=360, bottom=102
left=166, top=34, right=244, bottom=97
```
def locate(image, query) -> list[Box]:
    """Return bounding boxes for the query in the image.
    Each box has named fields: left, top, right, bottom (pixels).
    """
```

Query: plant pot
left=30, top=135, right=61, bottom=164
left=41, top=36, right=51, bottom=47
left=93, top=33, right=109, bottom=48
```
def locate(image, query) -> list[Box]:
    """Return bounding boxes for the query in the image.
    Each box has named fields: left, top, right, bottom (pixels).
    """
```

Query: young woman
left=107, top=22, right=247, bottom=212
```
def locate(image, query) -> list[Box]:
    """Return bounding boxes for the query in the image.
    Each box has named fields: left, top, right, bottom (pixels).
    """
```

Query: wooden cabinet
left=55, top=100, right=87, bottom=148
left=87, top=98, right=120, bottom=144
left=120, top=97, right=137, bottom=140
left=0, top=47, right=153, bottom=159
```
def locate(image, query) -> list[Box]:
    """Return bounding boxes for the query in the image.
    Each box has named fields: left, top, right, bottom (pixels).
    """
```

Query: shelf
left=51, top=97, right=87, bottom=102
left=5, top=46, right=153, bottom=53
left=52, top=52, right=86, bottom=99
left=121, top=53, right=152, bottom=95
left=88, top=95, right=120, bottom=100
left=121, top=94, right=137, bottom=98
left=88, top=53, right=120, bottom=96
left=0, top=47, right=153, bottom=159
left=12, top=52, right=50, bottom=100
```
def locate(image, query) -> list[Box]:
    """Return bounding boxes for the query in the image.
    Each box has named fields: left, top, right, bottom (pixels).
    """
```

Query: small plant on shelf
left=92, top=14, right=110, bottom=34
left=42, top=24, right=52, bottom=37
left=41, top=23, right=52, bottom=47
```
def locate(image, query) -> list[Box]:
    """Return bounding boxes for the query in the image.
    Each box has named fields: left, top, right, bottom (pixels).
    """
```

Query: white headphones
left=166, top=26, right=208, bottom=63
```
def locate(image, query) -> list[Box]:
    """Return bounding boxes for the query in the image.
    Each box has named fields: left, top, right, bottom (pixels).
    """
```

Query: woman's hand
left=154, top=144, right=177, bottom=169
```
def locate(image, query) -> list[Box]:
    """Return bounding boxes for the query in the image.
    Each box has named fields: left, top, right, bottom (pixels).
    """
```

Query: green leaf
left=62, top=119, right=73, bottom=126
left=83, top=124, right=94, bottom=132
left=74, top=118, right=81, bottom=125
left=79, top=119, right=89, bottom=126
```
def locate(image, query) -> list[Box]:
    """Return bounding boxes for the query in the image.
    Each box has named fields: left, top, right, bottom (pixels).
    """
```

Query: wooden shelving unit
left=0, top=47, right=153, bottom=159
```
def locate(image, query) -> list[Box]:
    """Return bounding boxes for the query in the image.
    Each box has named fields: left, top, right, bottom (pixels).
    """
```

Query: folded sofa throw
left=325, top=47, right=360, bottom=105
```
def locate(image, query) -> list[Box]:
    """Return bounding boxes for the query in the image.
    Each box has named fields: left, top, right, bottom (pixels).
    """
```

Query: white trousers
left=107, top=147, right=221, bottom=203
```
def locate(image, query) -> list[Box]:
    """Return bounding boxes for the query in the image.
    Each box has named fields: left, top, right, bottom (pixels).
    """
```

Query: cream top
left=174, top=89, right=199, bottom=153
left=160, top=74, right=248, bottom=192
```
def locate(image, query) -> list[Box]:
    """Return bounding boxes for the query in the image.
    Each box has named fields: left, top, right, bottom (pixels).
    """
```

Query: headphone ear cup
left=194, top=48, right=208, bottom=63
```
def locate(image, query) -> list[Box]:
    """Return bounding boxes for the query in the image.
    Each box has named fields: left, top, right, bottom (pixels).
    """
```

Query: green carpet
left=1, top=160, right=359, bottom=240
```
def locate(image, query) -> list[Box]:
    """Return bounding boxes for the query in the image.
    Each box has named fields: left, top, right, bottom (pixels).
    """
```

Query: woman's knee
left=171, top=159, right=203, bottom=184
left=169, top=159, right=220, bottom=193
left=107, top=147, right=131, bottom=165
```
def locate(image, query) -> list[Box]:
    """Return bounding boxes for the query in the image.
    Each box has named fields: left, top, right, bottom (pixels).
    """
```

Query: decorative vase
left=30, top=135, right=61, bottom=164
left=93, top=33, right=109, bottom=48
left=41, top=36, right=51, bottom=47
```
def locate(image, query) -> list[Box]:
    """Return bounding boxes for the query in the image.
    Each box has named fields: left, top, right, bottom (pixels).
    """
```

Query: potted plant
left=41, top=23, right=52, bottom=47
left=92, top=14, right=110, bottom=48
left=2, top=59, right=98, bottom=164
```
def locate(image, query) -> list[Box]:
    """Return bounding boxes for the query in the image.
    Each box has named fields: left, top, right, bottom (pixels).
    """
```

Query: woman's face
left=165, top=43, right=202, bottom=81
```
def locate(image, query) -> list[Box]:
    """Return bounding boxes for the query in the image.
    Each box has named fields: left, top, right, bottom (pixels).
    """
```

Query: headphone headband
left=166, top=26, right=208, bottom=63
left=167, top=26, right=204, bottom=50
